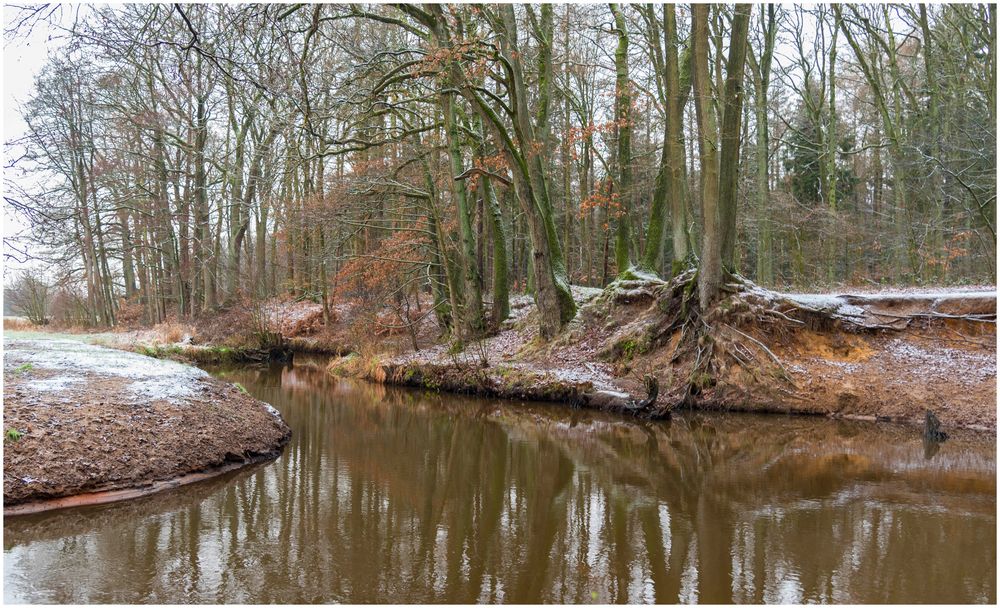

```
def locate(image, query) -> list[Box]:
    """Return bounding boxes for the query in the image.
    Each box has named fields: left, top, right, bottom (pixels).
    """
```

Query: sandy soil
left=3, top=338, right=291, bottom=510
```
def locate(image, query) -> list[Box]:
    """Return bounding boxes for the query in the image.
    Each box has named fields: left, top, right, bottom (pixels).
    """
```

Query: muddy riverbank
left=334, top=284, right=997, bottom=433
left=3, top=338, right=291, bottom=513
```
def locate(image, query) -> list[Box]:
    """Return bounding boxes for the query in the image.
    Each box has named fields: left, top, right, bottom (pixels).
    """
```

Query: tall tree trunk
left=483, top=175, right=510, bottom=326
left=748, top=5, right=776, bottom=285
left=194, top=90, right=213, bottom=312
left=641, top=5, right=692, bottom=275
left=224, top=82, right=250, bottom=301
left=442, top=92, right=485, bottom=338
left=610, top=3, right=633, bottom=275
left=718, top=4, right=751, bottom=272
left=825, top=10, right=840, bottom=283
left=118, top=204, right=138, bottom=298
left=691, top=5, right=722, bottom=305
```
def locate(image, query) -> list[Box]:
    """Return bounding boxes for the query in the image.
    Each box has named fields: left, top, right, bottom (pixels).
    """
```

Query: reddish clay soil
left=721, top=290, right=996, bottom=431
left=3, top=339, right=291, bottom=511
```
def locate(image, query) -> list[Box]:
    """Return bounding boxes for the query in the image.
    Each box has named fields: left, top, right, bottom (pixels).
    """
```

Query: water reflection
left=4, top=359, right=996, bottom=603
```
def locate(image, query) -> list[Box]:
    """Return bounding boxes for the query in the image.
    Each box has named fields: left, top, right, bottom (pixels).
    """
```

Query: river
left=3, top=356, right=996, bottom=603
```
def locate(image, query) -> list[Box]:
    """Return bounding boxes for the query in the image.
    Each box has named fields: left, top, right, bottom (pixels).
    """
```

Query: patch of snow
left=571, top=286, right=605, bottom=305
left=785, top=363, right=808, bottom=375
left=5, top=338, right=208, bottom=401
left=593, top=389, right=631, bottom=401
left=852, top=290, right=995, bottom=300
left=884, top=338, right=996, bottom=381
left=26, top=376, right=85, bottom=393
left=127, top=378, right=197, bottom=400
left=627, top=269, right=666, bottom=283
left=783, top=294, right=866, bottom=317
left=822, top=360, right=861, bottom=373
left=262, top=403, right=282, bottom=420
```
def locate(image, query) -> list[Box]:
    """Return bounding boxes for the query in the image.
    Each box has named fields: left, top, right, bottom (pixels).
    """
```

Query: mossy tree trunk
left=610, top=3, right=633, bottom=276
left=691, top=5, right=722, bottom=305
left=483, top=175, right=510, bottom=326
left=640, top=5, right=694, bottom=276
left=694, top=3, right=750, bottom=305
left=442, top=92, right=485, bottom=338
left=718, top=4, right=751, bottom=272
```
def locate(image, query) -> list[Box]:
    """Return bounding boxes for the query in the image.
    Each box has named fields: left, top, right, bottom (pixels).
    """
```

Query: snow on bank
left=781, top=294, right=868, bottom=317
left=886, top=337, right=997, bottom=383
left=784, top=289, right=996, bottom=307
left=778, top=289, right=996, bottom=322
left=4, top=338, right=208, bottom=401
left=4, top=337, right=293, bottom=511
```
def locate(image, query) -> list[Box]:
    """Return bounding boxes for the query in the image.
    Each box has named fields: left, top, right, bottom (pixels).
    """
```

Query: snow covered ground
left=5, top=338, right=209, bottom=401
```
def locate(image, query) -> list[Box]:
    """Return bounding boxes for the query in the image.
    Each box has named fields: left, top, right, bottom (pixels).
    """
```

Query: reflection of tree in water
left=4, top=365, right=995, bottom=603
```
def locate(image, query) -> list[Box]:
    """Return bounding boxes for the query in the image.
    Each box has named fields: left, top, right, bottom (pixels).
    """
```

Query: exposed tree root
left=596, top=270, right=996, bottom=419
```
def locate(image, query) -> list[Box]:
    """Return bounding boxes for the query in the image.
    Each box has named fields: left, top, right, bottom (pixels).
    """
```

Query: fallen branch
left=724, top=323, right=793, bottom=381
left=869, top=310, right=996, bottom=324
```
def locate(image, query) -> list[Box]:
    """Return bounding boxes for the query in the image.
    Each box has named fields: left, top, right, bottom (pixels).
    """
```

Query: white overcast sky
left=3, top=4, right=76, bottom=282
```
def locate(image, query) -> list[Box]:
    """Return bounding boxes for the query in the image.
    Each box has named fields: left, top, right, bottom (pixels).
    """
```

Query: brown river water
left=3, top=356, right=996, bottom=603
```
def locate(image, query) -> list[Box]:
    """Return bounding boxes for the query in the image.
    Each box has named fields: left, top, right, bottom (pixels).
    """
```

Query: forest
left=3, top=8, right=997, bottom=602
left=4, top=3, right=996, bottom=341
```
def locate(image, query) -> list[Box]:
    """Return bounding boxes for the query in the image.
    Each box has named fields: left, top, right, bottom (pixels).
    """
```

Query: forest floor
left=3, top=337, right=291, bottom=514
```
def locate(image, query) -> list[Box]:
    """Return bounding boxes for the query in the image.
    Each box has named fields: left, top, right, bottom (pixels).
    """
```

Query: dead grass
left=328, top=352, right=387, bottom=383
left=3, top=319, right=98, bottom=335
left=3, top=318, right=37, bottom=331
left=152, top=322, right=190, bottom=344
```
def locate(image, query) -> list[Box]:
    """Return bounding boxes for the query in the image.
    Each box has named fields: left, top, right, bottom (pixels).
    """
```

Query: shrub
left=49, top=285, right=93, bottom=327
left=4, top=271, right=49, bottom=325
left=154, top=322, right=187, bottom=343
left=115, top=297, right=146, bottom=329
